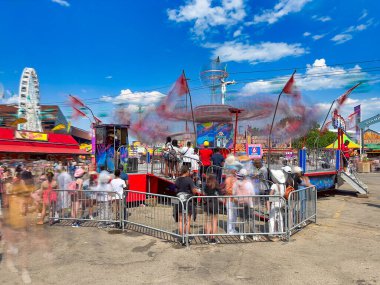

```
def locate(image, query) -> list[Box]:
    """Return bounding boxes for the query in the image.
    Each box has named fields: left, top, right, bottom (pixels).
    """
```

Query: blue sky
left=0, top=0, right=380, bottom=133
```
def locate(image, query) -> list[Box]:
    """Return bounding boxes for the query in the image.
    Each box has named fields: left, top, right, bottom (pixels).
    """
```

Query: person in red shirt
left=199, top=141, right=213, bottom=179
left=341, top=140, right=351, bottom=173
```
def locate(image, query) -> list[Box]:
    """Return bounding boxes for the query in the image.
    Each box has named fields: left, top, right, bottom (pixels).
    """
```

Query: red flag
left=283, top=74, right=295, bottom=94
left=346, top=110, right=359, bottom=129
left=157, top=73, right=189, bottom=118
left=69, top=95, right=86, bottom=108
left=72, top=106, right=87, bottom=120
left=336, top=82, right=361, bottom=107
left=168, top=74, right=189, bottom=97
left=94, top=116, right=102, bottom=124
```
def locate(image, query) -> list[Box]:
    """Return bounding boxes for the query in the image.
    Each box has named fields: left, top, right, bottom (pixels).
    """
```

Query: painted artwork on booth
left=309, top=175, right=336, bottom=191
left=197, top=123, right=233, bottom=148
left=214, top=123, right=233, bottom=148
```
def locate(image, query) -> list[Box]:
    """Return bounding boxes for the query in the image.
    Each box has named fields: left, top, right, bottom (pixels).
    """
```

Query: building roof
left=0, top=104, right=91, bottom=142
left=0, top=127, right=88, bottom=155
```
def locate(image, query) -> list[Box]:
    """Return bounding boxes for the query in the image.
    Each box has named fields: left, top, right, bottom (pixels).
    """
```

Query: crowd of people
left=0, top=161, right=129, bottom=229
left=0, top=142, right=314, bottom=250
left=169, top=141, right=314, bottom=245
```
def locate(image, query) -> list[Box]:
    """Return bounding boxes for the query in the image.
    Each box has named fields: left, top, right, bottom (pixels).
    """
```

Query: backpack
left=284, top=185, right=295, bottom=200
left=169, top=146, right=178, bottom=161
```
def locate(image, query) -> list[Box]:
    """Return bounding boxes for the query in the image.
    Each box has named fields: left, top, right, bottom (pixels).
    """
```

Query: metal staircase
left=339, top=171, right=368, bottom=195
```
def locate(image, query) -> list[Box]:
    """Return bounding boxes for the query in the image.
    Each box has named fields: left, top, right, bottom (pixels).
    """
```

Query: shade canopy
left=325, top=134, right=361, bottom=149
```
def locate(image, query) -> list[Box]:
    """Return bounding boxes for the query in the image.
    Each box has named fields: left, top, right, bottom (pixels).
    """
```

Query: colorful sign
left=332, top=111, right=346, bottom=131
left=246, top=144, right=263, bottom=159
left=15, top=131, right=48, bottom=141
left=197, top=123, right=233, bottom=148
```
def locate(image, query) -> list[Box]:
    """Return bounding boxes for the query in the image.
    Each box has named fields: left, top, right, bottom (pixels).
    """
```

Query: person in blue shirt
left=211, top=148, right=225, bottom=184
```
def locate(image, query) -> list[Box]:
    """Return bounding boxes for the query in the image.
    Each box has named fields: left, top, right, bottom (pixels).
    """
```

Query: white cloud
left=331, top=33, right=353, bottom=44
left=312, top=15, right=332, bottom=22
left=233, top=28, right=242, bottom=37
left=167, top=0, right=246, bottom=38
left=332, top=18, right=374, bottom=45
left=100, top=89, right=166, bottom=105
left=51, top=0, right=70, bottom=7
left=303, top=32, right=311, bottom=37
left=0, top=94, right=18, bottom=105
left=241, top=58, right=367, bottom=95
left=312, top=34, right=326, bottom=41
left=105, top=75, right=113, bottom=79
left=205, top=41, right=307, bottom=64
left=358, top=9, right=368, bottom=21
left=253, top=0, right=311, bottom=25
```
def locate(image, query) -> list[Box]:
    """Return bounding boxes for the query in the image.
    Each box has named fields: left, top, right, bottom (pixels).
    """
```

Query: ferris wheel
left=17, top=67, right=43, bottom=132
left=200, top=57, right=236, bottom=105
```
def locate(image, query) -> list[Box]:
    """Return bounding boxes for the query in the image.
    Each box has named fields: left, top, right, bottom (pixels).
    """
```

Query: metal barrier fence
left=184, top=194, right=288, bottom=245
left=121, top=190, right=185, bottom=243
left=46, top=189, right=123, bottom=227
left=287, top=186, right=317, bottom=238
left=34, top=187, right=317, bottom=246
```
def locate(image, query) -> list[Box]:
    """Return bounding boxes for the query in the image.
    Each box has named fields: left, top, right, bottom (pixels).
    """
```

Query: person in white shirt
left=180, top=141, right=194, bottom=169
left=267, top=169, right=286, bottom=240
left=110, top=169, right=126, bottom=227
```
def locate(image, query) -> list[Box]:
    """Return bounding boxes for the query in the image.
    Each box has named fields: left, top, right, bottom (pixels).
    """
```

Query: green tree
left=293, top=125, right=336, bottom=150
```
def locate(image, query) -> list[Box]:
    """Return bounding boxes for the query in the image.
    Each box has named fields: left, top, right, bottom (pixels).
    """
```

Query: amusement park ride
left=91, top=58, right=368, bottom=196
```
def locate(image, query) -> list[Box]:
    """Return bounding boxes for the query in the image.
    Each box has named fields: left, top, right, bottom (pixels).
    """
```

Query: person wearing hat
left=199, top=140, right=213, bottom=179
left=292, top=166, right=313, bottom=227
left=267, top=169, right=286, bottom=239
left=282, top=165, right=298, bottom=191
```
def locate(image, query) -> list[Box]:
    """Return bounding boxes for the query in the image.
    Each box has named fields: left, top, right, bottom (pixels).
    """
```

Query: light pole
left=229, top=108, right=243, bottom=155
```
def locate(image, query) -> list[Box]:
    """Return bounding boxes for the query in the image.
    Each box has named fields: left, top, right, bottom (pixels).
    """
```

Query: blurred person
left=118, top=164, right=129, bottom=185
left=37, top=172, right=58, bottom=225
left=224, top=156, right=241, bottom=234
left=189, top=148, right=200, bottom=185
left=69, top=168, right=85, bottom=227
left=254, top=159, right=270, bottom=194
left=30, top=174, right=47, bottom=217
left=292, top=167, right=313, bottom=227
left=68, top=161, right=76, bottom=177
left=174, top=165, right=200, bottom=246
left=341, top=140, right=352, bottom=174
left=199, top=140, right=213, bottom=179
left=180, top=141, right=194, bottom=169
left=203, top=174, right=221, bottom=244
left=2, top=171, right=33, bottom=283
left=96, top=170, right=113, bottom=228
left=57, top=166, right=72, bottom=218
left=111, top=169, right=127, bottom=227
left=232, top=168, right=256, bottom=240
left=163, top=136, right=173, bottom=177
left=83, top=171, right=98, bottom=220
left=211, top=148, right=225, bottom=184
left=267, top=169, right=286, bottom=241
left=171, top=139, right=180, bottom=179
